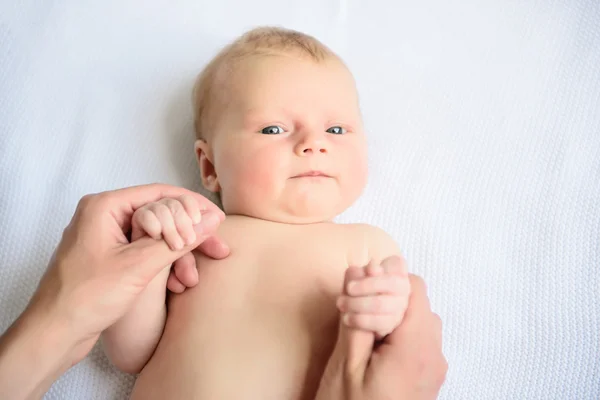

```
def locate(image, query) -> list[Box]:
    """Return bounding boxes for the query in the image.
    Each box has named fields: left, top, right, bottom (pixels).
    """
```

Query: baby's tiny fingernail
left=369, top=264, right=383, bottom=276
left=192, top=211, right=202, bottom=225
left=174, top=238, right=184, bottom=250
left=185, top=232, right=197, bottom=245
left=347, top=281, right=356, bottom=294
left=343, top=313, right=350, bottom=325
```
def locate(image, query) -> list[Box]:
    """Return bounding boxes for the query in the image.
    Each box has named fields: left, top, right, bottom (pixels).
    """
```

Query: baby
left=101, top=27, right=411, bottom=400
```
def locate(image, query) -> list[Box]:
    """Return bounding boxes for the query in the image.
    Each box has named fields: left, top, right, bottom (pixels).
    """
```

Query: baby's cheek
left=239, top=156, right=279, bottom=192
left=220, top=152, right=281, bottom=210
left=346, top=150, right=368, bottom=192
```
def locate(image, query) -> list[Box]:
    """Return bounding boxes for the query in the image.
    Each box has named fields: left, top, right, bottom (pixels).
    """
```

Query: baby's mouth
left=291, top=170, right=330, bottom=178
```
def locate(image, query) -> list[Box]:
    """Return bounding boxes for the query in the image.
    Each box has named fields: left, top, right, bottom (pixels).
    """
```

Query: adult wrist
left=0, top=302, right=80, bottom=399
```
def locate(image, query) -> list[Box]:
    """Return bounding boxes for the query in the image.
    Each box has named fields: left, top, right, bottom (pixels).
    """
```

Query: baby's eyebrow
left=240, top=107, right=361, bottom=131
left=243, top=106, right=288, bottom=116
left=240, top=113, right=268, bottom=128
left=241, top=108, right=289, bottom=124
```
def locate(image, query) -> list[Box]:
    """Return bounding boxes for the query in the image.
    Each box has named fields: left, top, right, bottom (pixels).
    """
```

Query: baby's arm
left=337, top=226, right=411, bottom=339
left=100, top=196, right=202, bottom=374
left=100, top=267, right=169, bottom=374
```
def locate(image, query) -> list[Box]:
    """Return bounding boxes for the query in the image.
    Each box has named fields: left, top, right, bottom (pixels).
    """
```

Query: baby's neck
left=224, top=213, right=335, bottom=225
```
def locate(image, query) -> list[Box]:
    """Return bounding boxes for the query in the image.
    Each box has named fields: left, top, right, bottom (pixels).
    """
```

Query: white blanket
left=1, top=1, right=599, bottom=399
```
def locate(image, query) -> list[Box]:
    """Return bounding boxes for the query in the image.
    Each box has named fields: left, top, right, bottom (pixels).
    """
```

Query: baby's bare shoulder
left=342, top=223, right=401, bottom=262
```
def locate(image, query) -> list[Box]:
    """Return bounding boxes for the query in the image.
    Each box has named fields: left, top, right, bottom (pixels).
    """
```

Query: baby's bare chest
left=178, top=223, right=365, bottom=322
left=172, top=220, right=371, bottom=341
left=214, top=220, right=369, bottom=301
left=139, top=220, right=379, bottom=399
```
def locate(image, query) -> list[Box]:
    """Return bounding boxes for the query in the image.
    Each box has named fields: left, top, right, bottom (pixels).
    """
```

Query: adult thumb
left=325, top=266, right=375, bottom=383
left=336, top=319, right=375, bottom=379
left=122, top=211, right=222, bottom=283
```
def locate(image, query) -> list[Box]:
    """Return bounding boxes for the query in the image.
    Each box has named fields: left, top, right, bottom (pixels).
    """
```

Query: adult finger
left=432, top=313, right=443, bottom=349
left=380, top=255, right=408, bottom=277
left=167, top=272, right=186, bottom=294
left=100, top=183, right=225, bottom=231
left=338, top=265, right=373, bottom=377
left=173, top=252, right=198, bottom=288
left=403, top=274, right=431, bottom=319
left=196, top=235, right=230, bottom=260
left=385, top=274, right=431, bottom=346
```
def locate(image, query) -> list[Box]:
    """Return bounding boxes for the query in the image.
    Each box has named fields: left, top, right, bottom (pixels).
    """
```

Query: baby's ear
left=194, top=140, right=220, bottom=193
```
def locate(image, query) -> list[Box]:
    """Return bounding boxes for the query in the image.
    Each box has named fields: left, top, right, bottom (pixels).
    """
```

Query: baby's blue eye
left=326, top=126, right=346, bottom=135
left=261, top=125, right=284, bottom=135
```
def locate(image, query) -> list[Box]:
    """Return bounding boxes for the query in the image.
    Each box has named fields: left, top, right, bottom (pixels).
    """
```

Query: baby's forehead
left=228, top=56, right=358, bottom=100
left=204, top=54, right=361, bottom=134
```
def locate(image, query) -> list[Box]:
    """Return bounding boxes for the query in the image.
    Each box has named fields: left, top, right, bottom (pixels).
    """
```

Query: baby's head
left=193, top=27, right=367, bottom=224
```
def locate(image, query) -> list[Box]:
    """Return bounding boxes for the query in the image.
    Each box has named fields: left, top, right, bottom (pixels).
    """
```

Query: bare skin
left=128, top=215, right=405, bottom=400
left=102, top=35, right=441, bottom=400
left=315, top=273, right=447, bottom=400
left=0, top=185, right=228, bottom=400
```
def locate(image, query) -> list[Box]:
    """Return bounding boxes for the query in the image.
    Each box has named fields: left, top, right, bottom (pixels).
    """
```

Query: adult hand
left=0, top=183, right=229, bottom=399
left=316, top=257, right=447, bottom=400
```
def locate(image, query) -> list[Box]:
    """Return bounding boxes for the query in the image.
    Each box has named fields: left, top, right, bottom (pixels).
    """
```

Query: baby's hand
left=336, top=256, right=411, bottom=340
left=131, top=195, right=203, bottom=293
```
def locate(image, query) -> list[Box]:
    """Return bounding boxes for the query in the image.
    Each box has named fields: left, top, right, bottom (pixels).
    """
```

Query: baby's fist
left=131, top=195, right=208, bottom=293
left=131, top=195, right=202, bottom=250
left=337, top=255, right=411, bottom=339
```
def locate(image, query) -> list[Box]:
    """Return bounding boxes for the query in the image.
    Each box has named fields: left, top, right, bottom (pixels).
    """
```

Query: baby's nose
left=301, top=145, right=327, bottom=154
left=296, top=133, right=328, bottom=155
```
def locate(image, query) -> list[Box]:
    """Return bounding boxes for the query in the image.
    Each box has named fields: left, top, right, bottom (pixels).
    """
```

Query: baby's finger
left=365, top=261, right=384, bottom=277
left=177, top=194, right=203, bottom=225
left=161, top=198, right=197, bottom=245
left=167, top=270, right=186, bottom=293
left=343, top=266, right=367, bottom=296
left=381, top=255, right=408, bottom=277
left=173, top=252, right=198, bottom=288
left=342, top=312, right=398, bottom=338
left=172, top=204, right=197, bottom=246
left=347, top=275, right=409, bottom=296
left=345, top=266, right=367, bottom=281
left=150, top=203, right=183, bottom=251
left=131, top=207, right=163, bottom=241
left=337, top=294, right=401, bottom=314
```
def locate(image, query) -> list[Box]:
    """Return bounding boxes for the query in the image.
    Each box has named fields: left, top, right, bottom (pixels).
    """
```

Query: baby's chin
left=223, top=201, right=348, bottom=225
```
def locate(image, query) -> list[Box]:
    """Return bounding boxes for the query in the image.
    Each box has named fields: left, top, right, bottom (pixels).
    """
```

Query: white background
left=1, top=1, right=599, bottom=398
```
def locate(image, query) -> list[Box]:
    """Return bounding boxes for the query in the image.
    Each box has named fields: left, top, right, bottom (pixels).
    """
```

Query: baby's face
left=197, top=55, right=367, bottom=224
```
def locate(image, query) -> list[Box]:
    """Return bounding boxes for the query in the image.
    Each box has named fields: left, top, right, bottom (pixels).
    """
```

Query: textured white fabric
left=1, top=1, right=599, bottom=399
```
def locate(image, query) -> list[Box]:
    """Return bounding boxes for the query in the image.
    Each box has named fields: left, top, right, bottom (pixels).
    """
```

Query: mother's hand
left=0, top=184, right=229, bottom=400
left=316, top=260, right=447, bottom=399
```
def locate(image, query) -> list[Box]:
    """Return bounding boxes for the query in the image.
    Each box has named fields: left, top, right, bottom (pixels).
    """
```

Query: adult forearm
left=0, top=306, right=76, bottom=400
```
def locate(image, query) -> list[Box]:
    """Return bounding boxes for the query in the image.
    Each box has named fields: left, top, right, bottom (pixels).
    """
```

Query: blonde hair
left=192, top=26, right=339, bottom=140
